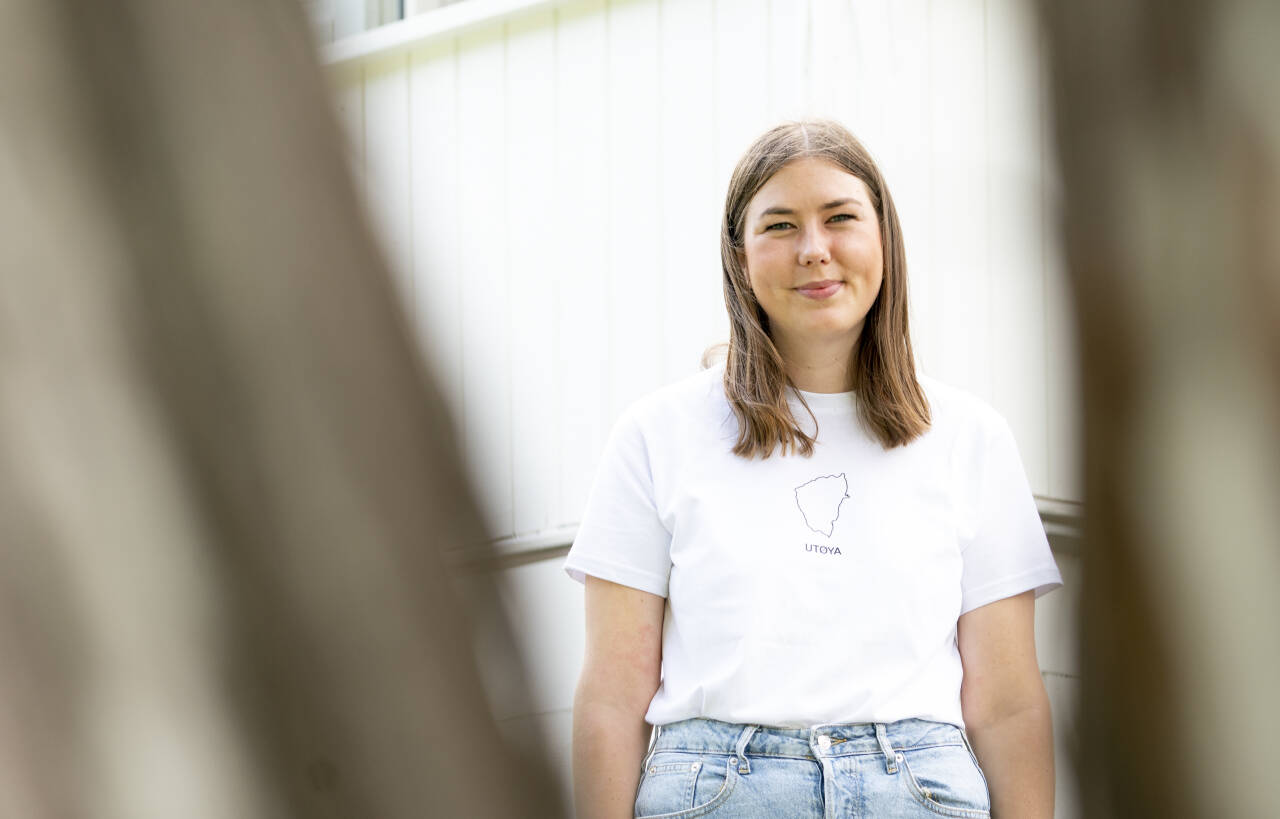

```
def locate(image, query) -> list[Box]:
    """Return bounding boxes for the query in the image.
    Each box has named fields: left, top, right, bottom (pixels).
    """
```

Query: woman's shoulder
left=628, top=363, right=725, bottom=414
left=915, top=373, right=1011, bottom=438
left=614, top=363, right=729, bottom=440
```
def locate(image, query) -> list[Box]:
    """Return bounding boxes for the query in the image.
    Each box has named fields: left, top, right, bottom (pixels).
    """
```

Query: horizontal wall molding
left=448, top=525, right=576, bottom=571
left=449, top=497, right=1084, bottom=569
left=1039, top=496, right=1084, bottom=550
left=323, top=0, right=562, bottom=68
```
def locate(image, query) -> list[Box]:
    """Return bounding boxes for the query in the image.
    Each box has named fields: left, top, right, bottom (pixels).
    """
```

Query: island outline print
left=794, top=473, right=850, bottom=537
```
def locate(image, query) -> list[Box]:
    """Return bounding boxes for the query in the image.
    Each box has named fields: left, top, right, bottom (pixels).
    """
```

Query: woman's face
left=740, top=157, right=884, bottom=354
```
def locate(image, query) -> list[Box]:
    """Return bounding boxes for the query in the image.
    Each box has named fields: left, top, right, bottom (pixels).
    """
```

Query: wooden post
left=1040, top=2, right=1280, bottom=816
left=0, top=0, right=559, bottom=816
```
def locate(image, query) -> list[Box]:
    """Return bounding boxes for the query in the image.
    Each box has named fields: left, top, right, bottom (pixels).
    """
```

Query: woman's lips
left=796, top=280, right=843, bottom=300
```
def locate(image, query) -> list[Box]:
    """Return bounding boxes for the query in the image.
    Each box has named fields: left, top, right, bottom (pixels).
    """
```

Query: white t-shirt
left=564, top=363, right=1062, bottom=730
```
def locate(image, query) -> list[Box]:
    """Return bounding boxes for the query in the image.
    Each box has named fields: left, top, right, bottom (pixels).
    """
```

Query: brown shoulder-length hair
left=719, top=119, right=930, bottom=457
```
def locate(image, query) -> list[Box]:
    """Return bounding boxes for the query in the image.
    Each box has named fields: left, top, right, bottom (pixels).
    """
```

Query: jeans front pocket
left=634, top=752, right=737, bottom=818
left=898, top=743, right=991, bottom=818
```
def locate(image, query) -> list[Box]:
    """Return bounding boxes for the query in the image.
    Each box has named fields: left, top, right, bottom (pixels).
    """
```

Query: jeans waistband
left=650, top=716, right=967, bottom=762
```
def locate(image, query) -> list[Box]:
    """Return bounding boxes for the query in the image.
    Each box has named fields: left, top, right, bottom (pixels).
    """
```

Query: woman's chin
left=775, top=322, right=867, bottom=349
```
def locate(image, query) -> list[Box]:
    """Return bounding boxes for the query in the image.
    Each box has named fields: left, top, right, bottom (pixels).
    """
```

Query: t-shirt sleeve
left=958, top=415, right=1063, bottom=615
left=562, top=407, right=673, bottom=598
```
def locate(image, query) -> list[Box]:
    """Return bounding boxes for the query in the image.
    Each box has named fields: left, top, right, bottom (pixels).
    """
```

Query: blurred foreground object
left=0, top=0, right=559, bottom=816
left=1042, top=1, right=1280, bottom=816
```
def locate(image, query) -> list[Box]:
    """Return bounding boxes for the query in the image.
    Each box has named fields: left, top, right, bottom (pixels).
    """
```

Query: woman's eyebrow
left=758, top=198, right=864, bottom=217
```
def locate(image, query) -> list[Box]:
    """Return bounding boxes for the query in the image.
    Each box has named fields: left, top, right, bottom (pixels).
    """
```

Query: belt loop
left=874, top=723, right=899, bottom=774
left=732, top=725, right=757, bottom=775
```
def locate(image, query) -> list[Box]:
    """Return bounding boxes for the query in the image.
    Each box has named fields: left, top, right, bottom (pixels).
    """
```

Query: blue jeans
left=634, top=717, right=991, bottom=818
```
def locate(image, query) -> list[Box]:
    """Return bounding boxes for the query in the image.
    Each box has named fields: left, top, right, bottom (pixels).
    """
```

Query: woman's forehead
left=750, top=159, right=872, bottom=213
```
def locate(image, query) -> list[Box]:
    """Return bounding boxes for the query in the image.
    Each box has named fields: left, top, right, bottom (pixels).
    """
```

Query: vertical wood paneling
left=712, top=0, right=771, bottom=192
left=507, top=9, right=559, bottom=535
left=456, top=25, right=514, bottom=536
left=882, top=0, right=935, bottom=375
left=1041, top=30, right=1082, bottom=502
left=409, top=40, right=464, bottom=424
left=659, top=0, right=723, bottom=382
left=1045, top=227, right=1082, bottom=502
left=364, top=54, right=414, bottom=301
left=986, top=0, right=1049, bottom=494
left=336, top=0, right=1084, bottom=539
left=806, top=0, right=859, bottom=124
left=928, top=0, right=991, bottom=403
left=1045, top=272, right=1080, bottom=501
left=767, top=0, right=810, bottom=120
left=554, top=0, right=610, bottom=526
left=606, top=0, right=663, bottom=418
left=846, top=2, right=893, bottom=155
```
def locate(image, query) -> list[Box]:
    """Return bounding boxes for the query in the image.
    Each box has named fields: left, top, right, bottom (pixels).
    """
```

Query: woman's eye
left=765, top=222, right=794, bottom=231
left=830, top=213, right=855, bottom=223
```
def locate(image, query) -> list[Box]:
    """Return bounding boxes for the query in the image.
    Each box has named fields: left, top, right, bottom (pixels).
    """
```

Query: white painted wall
left=327, top=0, right=1082, bottom=538
left=325, top=1, right=1082, bottom=815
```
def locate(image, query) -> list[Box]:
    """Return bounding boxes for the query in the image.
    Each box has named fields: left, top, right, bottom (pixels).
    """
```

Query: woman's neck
left=773, top=331, right=859, bottom=394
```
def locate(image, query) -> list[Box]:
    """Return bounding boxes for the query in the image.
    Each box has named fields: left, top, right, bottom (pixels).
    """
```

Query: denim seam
left=641, top=725, right=662, bottom=772
left=899, top=754, right=992, bottom=818
left=635, top=758, right=739, bottom=819
left=958, top=729, right=991, bottom=796
left=653, top=741, right=966, bottom=759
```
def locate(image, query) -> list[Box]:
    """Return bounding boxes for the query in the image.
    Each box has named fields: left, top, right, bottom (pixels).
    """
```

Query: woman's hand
left=958, top=590, right=1055, bottom=818
left=573, top=576, right=665, bottom=819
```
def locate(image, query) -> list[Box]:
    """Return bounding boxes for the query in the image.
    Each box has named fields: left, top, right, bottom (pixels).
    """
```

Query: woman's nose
left=798, top=227, right=831, bottom=266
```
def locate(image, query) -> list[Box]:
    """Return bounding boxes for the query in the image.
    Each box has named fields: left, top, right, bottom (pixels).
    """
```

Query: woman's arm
left=573, top=575, right=666, bottom=819
left=957, top=590, right=1054, bottom=819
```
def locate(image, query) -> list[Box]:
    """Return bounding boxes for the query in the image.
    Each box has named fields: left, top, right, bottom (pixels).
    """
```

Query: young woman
left=566, top=120, right=1061, bottom=818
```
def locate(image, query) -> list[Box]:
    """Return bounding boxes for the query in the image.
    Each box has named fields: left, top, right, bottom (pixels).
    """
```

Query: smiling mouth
left=796, top=280, right=843, bottom=300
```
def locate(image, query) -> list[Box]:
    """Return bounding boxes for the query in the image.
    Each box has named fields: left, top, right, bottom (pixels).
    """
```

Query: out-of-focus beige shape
left=0, top=1, right=559, bottom=816
left=1041, top=1, right=1280, bottom=816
